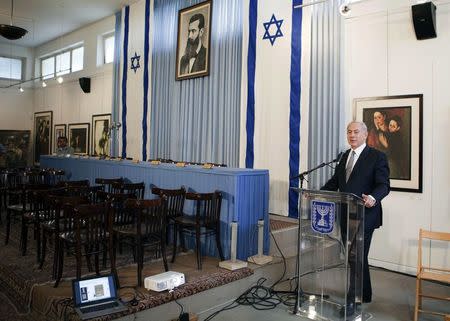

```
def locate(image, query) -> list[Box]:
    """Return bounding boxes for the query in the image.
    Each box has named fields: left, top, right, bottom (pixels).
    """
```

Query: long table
left=41, top=156, right=269, bottom=261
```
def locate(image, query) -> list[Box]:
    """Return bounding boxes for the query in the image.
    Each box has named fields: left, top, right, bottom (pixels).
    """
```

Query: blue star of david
left=130, top=52, right=140, bottom=73
left=262, top=14, right=284, bottom=46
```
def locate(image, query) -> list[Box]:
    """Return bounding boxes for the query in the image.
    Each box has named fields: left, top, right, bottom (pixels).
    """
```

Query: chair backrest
left=151, top=186, right=186, bottom=219
left=74, top=202, right=111, bottom=246
left=55, top=196, right=90, bottom=233
left=112, top=182, right=145, bottom=199
left=186, top=191, right=222, bottom=227
left=95, top=178, right=124, bottom=193
left=418, top=228, right=450, bottom=273
left=108, top=192, right=137, bottom=226
left=124, top=197, right=166, bottom=237
left=65, top=180, right=90, bottom=188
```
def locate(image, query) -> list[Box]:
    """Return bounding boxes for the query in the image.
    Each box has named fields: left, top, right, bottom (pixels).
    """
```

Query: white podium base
left=247, top=254, right=273, bottom=265
left=219, top=259, right=248, bottom=271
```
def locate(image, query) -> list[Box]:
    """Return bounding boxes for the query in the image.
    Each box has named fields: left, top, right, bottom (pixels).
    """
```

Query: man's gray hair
left=347, top=121, right=368, bottom=133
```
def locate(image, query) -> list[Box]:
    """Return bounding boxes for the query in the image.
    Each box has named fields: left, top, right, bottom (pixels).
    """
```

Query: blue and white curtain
left=150, top=0, right=242, bottom=166
left=119, top=0, right=153, bottom=160
left=240, top=0, right=303, bottom=217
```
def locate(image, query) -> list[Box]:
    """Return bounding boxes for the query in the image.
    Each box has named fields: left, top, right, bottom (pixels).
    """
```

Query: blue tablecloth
left=41, top=156, right=270, bottom=261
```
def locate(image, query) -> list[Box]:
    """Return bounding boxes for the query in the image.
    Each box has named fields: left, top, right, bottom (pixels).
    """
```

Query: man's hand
left=362, top=194, right=376, bottom=208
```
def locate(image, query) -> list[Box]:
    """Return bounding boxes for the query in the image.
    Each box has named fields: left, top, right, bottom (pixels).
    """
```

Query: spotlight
left=339, top=3, right=351, bottom=16
left=42, top=81, right=47, bottom=87
left=19, top=86, right=24, bottom=92
left=57, top=76, right=63, bottom=84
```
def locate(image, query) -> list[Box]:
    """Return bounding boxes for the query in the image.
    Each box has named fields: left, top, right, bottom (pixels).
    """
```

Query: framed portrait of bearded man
left=176, top=0, right=211, bottom=80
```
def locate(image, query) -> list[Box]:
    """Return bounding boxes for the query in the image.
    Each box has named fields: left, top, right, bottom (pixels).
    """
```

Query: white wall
left=343, top=0, right=450, bottom=274
left=33, top=15, right=115, bottom=154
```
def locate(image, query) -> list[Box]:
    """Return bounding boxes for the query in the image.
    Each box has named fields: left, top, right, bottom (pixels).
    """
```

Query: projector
left=144, top=271, right=185, bottom=292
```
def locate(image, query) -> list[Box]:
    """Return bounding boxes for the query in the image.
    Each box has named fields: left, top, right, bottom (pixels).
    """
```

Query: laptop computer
left=72, top=274, right=128, bottom=320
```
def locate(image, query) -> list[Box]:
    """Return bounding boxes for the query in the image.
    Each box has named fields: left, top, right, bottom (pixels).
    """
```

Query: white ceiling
left=0, top=0, right=135, bottom=48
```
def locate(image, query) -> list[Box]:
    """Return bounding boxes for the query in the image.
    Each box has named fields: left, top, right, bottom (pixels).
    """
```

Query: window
left=42, top=57, right=55, bottom=79
left=41, top=44, right=84, bottom=79
left=0, top=56, right=23, bottom=80
left=72, top=47, right=84, bottom=72
left=104, top=34, right=115, bottom=64
left=56, top=51, right=70, bottom=76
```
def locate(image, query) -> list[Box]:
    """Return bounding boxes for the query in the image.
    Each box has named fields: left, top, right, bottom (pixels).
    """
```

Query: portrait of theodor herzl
left=176, top=0, right=211, bottom=80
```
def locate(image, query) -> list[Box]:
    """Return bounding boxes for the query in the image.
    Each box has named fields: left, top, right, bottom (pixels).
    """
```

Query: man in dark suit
left=321, top=121, right=390, bottom=315
left=180, top=13, right=207, bottom=75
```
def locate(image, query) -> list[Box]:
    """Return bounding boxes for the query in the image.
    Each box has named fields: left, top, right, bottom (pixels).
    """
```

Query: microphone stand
left=292, top=155, right=341, bottom=314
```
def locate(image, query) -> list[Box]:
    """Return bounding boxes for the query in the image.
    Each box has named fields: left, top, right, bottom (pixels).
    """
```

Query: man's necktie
left=345, top=151, right=356, bottom=182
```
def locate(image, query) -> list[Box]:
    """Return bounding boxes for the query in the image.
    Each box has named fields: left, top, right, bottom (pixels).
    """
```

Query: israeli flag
left=120, top=0, right=152, bottom=160
left=240, top=0, right=303, bottom=217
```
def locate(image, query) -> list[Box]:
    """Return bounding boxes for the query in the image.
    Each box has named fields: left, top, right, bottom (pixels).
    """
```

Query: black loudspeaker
left=412, top=2, right=437, bottom=40
left=79, top=77, right=91, bottom=93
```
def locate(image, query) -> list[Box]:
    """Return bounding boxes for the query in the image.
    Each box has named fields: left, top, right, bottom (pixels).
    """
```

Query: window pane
left=42, top=57, right=55, bottom=79
left=104, top=36, right=115, bottom=64
left=72, top=47, right=84, bottom=72
left=56, top=51, right=70, bottom=76
left=0, top=57, right=22, bottom=80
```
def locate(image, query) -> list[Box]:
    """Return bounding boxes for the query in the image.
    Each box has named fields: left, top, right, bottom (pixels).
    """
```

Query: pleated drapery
left=150, top=0, right=242, bottom=167
left=308, top=0, right=345, bottom=188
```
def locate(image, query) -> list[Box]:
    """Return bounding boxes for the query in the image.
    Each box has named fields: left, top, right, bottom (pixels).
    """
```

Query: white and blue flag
left=120, top=0, right=152, bottom=160
left=240, top=0, right=303, bottom=217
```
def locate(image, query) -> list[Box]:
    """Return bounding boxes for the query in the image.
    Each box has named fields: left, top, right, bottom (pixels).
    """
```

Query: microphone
left=333, top=151, right=345, bottom=163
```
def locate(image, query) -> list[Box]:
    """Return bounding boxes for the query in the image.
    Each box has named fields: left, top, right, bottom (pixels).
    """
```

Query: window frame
left=103, top=32, right=115, bottom=65
left=0, top=55, right=25, bottom=81
left=40, top=44, right=84, bottom=80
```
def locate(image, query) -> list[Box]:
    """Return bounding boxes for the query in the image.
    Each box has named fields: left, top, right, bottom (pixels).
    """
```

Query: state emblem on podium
left=311, top=200, right=335, bottom=234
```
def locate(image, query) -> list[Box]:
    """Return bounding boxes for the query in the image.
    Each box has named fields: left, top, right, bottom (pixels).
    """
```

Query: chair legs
left=414, top=278, right=421, bottom=321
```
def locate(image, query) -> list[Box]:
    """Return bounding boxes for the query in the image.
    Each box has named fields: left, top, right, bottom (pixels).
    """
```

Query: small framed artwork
left=354, top=94, right=423, bottom=193
left=53, top=124, right=66, bottom=153
left=91, top=114, right=111, bottom=156
left=68, top=123, right=90, bottom=155
left=34, top=111, right=53, bottom=165
left=0, top=130, right=30, bottom=168
left=175, top=0, right=212, bottom=80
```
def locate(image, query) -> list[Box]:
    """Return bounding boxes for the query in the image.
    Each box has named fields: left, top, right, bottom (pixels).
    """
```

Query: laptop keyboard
left=80, top=301, right=119, bottom=313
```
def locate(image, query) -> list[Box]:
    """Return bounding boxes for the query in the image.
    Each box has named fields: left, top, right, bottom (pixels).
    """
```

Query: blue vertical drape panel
left=150, top=0, right=242, bottom=167
left=308, top=0, right=345, bottom=189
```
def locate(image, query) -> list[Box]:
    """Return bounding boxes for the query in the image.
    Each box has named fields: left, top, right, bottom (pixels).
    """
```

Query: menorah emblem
left=316, top=205, right=330, bottom=227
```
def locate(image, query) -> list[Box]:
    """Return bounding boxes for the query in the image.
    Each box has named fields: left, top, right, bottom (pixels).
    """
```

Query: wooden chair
left=112, top=197, right=168, bottom=287
left=20, top=188, right=64, bottom=259
left=54, top=202, right=112, bottom=287
left=112, top=182, right=145, bottom=199
left=172, top=191, right=223, bottom=270
left=151, top=186, right=186, bottom=244
left=95, top=177, right=124, bottom=193
left=414, top=229, right=450, bottom=321
left=5, top=182, right=50, bottom=245
left=39, top=195, right=89, bottom=279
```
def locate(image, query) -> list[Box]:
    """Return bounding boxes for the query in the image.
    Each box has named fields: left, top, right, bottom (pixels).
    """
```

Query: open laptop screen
left=73, top=275, right=118, bottom=307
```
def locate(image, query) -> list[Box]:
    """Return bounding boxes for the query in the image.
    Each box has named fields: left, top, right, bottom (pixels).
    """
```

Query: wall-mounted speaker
left=79, top=77, right=91, bottom=93
left=412, top=2, right=437, bottom=40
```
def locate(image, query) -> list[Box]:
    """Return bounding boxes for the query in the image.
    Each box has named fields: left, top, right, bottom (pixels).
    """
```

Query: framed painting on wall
left=175, top=0, right=212, bottom=80
left=91, top=114, right=111, bottom=156
left=53, top=124, right=66, bottom=153
left=34, top=111, right=53, bottom=165
left=68, top=123, right=90, bottom=155
left=0, top=130, right=30, bottom=168
left=354, top=94, right=423, bottom=193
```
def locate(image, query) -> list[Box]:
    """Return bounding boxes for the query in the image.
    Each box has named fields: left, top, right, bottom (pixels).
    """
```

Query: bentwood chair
left=172, top=191, right=223, bottom=270
left=112, top=197, right=168, bottom=287
left=151, top=186, right=186, bottom=244
left=414, top=229, right=450, bottom=321
left=95, top=178, right=124, bottom=193
left=54, top=202, right=112, bottom=287
left=112, top=182, right=145, bottom=199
